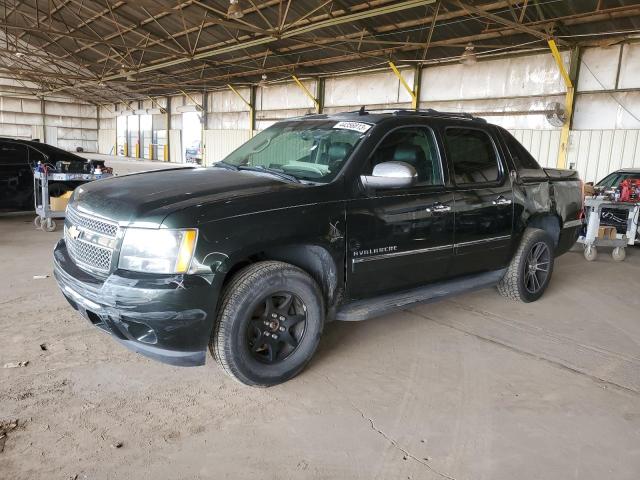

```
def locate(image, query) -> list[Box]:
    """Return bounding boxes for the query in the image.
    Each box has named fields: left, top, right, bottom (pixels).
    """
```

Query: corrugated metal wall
left=569, top=130, right=640, bottom=183
left=509, top=129, right=562, bottom=169
left=0, top=95, right=97, bottom=151
left=510, top=129, right=640, bottom=183
left=91, top=44, right=640, bottom=169
left=203, top=130, right=251, bottom=165
left=98, top=129, right=116, bottom=155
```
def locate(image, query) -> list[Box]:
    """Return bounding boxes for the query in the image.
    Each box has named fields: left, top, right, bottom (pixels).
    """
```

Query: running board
left=336, top=269, right=506, bottom=322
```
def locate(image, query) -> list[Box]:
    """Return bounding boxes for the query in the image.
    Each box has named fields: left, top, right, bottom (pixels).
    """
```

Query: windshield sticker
left=333, top=121, right=372, bottom=133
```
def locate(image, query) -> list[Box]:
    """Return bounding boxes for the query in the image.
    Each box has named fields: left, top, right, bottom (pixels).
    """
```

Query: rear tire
left=211, top=261, right=324, bottom=387
left=497, top=228, right=555, bottom=303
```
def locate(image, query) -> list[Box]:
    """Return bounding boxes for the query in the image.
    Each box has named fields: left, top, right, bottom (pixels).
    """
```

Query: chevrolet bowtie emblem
left=68, top=225, right=81, bottom=240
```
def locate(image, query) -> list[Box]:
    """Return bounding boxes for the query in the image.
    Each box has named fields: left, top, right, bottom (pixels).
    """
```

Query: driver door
left=346, top=126, right=455, bottom=300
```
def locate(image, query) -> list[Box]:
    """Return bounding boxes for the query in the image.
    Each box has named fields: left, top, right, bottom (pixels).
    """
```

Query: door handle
left=492, top=196, right=512, bottom=206
left=426, top=203, right=451, bottom=213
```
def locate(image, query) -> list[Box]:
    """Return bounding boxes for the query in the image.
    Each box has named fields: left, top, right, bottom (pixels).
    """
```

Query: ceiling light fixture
left=227, top=0, right=244, bottom=19
left=460, top=42, right=478, bottom=65
left=14, top=52, right=24, bottom=58
left=258, top=73, right=267, bottom=87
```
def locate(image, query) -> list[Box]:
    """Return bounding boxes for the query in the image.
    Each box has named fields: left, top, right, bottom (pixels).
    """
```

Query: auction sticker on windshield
left=333, top=121, right=372, bottom=133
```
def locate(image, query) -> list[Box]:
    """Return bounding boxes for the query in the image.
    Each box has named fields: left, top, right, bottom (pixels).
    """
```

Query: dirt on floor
left=1, top=159, right=640, bottom=479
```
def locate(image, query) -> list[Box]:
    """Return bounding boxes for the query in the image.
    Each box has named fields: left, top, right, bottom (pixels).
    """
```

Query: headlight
left=118, top=228, right=198, bottom=274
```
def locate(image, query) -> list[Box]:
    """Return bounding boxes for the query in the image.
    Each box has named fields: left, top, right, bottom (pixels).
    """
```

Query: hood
left=72, top=167, right=302, bottom=225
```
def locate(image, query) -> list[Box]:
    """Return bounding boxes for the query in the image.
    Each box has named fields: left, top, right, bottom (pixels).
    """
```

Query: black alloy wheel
left=523, top=241, right=551, bottom=294
left=247, top=292, right=307, bottom=364
left=497, top=227, right=555, bottom=303
left=211, top=261, right=324, bottom=386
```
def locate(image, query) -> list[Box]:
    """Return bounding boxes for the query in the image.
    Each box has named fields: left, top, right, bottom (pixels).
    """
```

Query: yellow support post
left=548, top=39, right=575, bottom=169
left=179, top=90, right=204, bottom=111
left=292, top=75, right=320, bottom=113
left=164, top=145, right=168, bottom=162
left=124, top=143, right=128, bottom=157
left=149, top=144, right=153, bottom=160
left=135, top=143, right=140, bottom=159
left=227, top=84, right=255, bottom=137
left=389, top=61, right=418, bottom=109
left=146, top=96, right=167, bottom=113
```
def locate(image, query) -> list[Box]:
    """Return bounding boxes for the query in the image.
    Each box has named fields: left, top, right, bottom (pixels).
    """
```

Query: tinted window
left=445, top=128, right=500, bottom=185
left=367, top=127, right=443, bottom=186
left=0, top=143, right=28, bottom=166
left=501, top=130, right=540, bottom=170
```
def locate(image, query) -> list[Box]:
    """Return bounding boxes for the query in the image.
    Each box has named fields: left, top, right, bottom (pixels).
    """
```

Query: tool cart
left=33, top=163, right=112, bottom=232
left=578, top=196, right=640, bottom=262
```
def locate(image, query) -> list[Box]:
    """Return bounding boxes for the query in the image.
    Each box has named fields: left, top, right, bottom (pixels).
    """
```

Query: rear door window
left=501, top=130, right=541, bottom=170
left=444, top=128, right=501, bottom=185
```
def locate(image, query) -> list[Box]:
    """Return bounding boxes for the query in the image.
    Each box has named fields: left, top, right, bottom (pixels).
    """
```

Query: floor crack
left=406, top=309, right=640, bottom=397
left=321, top=374, right=457, bottom=480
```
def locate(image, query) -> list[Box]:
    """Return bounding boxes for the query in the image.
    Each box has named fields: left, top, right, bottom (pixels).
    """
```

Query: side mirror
left=360, top=161, right=417, bottom=190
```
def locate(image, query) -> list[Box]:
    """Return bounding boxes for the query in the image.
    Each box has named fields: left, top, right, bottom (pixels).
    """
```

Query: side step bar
left=335, top=269, right=506, bottom=322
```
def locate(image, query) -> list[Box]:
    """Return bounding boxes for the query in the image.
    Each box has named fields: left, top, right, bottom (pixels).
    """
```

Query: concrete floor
left=1, top=158, right=640, bottom=479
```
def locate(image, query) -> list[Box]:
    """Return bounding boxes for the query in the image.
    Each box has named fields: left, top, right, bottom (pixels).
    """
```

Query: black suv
left=0, top=138, right=89, bottom=211
left=53, top=109, right=583, bottom=386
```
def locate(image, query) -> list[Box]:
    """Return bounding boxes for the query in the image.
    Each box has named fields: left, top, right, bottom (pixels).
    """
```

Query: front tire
left=497, top=228, right=555, bottom=303
left=211, top=261, right=324, bottom=387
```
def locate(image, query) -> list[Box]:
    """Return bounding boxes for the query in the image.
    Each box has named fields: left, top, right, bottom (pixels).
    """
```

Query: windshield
left=597, top=172, right=640, bottom=188
left=219, top=119, right=369, bottom=183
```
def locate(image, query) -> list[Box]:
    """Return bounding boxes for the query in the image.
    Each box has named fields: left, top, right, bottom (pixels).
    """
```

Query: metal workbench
left=577, top=196, right=640, bottom=262
left=33, top=170, right=112, bottom=232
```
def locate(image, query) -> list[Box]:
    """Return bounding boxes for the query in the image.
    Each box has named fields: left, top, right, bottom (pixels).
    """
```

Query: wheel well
left=527, top=215, right=561, bottom=246
left=221, top=245, right=339, bottom=306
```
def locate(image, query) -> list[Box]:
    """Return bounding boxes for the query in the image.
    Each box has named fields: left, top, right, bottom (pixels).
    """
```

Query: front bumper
left=53, top=239, right=220, bottom=366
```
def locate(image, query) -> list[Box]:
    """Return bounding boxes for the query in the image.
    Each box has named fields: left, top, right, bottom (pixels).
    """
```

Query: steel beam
left=548, top=39, right=578, bottom=169
left=93, top=0, right=437, bottom=83
left=292, top=75, right=320, bottom=112
left=227, top=84, right=255, bottom=137
left=454, top=0, right=565, bottom=44
left=389, top=61, right=418, bottom=109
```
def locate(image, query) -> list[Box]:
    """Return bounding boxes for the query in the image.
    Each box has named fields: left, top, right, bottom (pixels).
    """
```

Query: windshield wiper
left=237, top=165, right=300, bottom=183
left=211, top=161, right=239, bottom=170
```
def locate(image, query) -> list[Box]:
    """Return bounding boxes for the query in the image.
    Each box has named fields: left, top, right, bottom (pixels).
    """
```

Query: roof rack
left=392, top=108, right=487, bottom=123
left=343, top=107, right=486, bottom=123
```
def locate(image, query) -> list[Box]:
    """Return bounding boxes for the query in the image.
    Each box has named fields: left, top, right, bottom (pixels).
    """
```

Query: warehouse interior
left=0, top=1, right=637, bottom=179
left=2, top=1, right=640, bottom=479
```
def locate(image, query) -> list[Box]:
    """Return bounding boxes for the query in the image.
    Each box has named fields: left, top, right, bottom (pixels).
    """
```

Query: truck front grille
left=66, top=206, right=119, bottom=237
left=65, top=207, right=119, bottom=274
